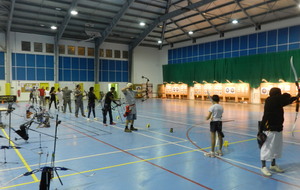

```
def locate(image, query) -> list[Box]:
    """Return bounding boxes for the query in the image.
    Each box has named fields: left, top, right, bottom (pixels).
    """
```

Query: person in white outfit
left=56, top=88, right=63, bottom=112
left=205, top=95, right=224, bottom=157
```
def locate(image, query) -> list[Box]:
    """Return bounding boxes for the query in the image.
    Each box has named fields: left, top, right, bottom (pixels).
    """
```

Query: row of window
left=10, top=53, right=129, bottom=82
left=168, top=25, right=300, bottom=63
left=21, top=41, right=129, bottom=59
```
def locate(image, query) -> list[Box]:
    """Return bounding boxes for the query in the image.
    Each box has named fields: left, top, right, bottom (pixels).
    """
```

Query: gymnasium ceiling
left=0, top=0, right=300, bottom=49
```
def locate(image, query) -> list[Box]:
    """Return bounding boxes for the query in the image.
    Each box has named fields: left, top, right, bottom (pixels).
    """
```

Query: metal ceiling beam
left=170, top=17, right=193, bottom=39
left=165, top=0, right=240, bottom=29
left=6, top=0, right=15, bottom=32
left=159, top=0, right=172, bottom=49
left=129, top=0, right=216, bottom=50
left=135, top=0, right=167, bottom=9
left=163, top=4, right=297, bottom=45
left=187, top=0, right=222, bottom=37
left=235, top=0, right=257, bottom=28
left=165, top=0, right=276, bottom=34
left=95, top=0, right=135, bottom=49
left=55, top=0, right=79, bottom=41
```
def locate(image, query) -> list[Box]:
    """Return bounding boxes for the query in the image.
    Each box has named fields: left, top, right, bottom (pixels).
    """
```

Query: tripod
left=0, top=145, right=20, bottom=165
left=31, top=133, right=48, bottom=167
left=0, top=102, right=20, bottom=165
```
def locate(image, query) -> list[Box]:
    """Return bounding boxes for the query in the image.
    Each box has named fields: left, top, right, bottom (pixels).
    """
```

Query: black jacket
left=261, top=93, right=296, bottom=132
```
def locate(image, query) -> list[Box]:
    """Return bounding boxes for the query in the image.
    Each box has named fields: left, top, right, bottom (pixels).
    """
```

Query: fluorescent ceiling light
left=71, top=10, right=78, bottom=15
left=158, top=40, right=162, bottom=44
left=51, top=25, right=57, bottom=30
left=188, top=31, right=193, bottom=35
left=139, top=22, right=145, bottom=26
left=232, top=19, right=238, bottom=24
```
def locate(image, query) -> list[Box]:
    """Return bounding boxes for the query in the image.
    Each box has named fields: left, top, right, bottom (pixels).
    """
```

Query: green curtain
left=163, top=49, right=300, bottom=88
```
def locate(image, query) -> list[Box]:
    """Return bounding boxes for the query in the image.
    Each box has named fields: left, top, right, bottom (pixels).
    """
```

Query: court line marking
left=1, top=123, right=298, bottom=188
left=3, top=103, right=299, bottom=188
left=65, top=125, right=213, bottom=189
left=186, top=126, right=300, bottom=188
left=65, top=119, right=300, bottom=183
left=0, top=139, right=188, bottom=173
left=1, top=129, right=39, bottom=182
left=137, top=113, right=300, bottom=145
left=62, top=113, right=300, bottom=183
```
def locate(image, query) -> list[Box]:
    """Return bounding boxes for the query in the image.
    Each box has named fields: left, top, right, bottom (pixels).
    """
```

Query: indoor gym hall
left=0, top=98, right=300, bottom=190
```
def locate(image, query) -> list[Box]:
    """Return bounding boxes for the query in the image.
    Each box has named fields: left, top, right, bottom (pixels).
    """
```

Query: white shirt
left=45, top=90, right=50, bottom=97
left=208, top=104, right=223, bottom=121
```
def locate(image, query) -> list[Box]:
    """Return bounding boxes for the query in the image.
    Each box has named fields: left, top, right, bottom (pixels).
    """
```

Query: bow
left=207, top=90, right=213, bottom=103
left=141, top=76, right=150, bottom=102
left=290, top=56, right=300, bottom=136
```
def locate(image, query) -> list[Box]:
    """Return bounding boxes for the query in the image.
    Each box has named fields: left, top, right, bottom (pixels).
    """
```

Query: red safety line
left=186, top=126, right=300, bottom=189
left=65, top=124, right=212, bottom=190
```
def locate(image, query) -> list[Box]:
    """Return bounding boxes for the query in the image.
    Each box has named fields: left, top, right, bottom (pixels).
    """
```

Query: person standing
left=32, top=87, right=39, bottom=105
left=87, top=87, right=97, bottom=121
left=102, top=87, right=119, bottom=126
left=48, top=87, right=57, bottom=110
left=74, top=84, right=86, bottom=118
left=62, top=86, right=72, bottom=113
left=259, top=87, right=297, bottom=176
left=38, top=86, right=46, bottom=107
left=45, top=87, right=50, bottom=105
left=121, top=83, right=145, bottom=132
left=205, top=95, right=224, bottom=157
left=56, top=88, right=63, bottom=112
left=29, top=88, right=33, bottom=103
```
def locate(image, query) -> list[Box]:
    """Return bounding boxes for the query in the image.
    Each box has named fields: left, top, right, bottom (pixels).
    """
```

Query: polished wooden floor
left=0, top=98, right=300, bottom=190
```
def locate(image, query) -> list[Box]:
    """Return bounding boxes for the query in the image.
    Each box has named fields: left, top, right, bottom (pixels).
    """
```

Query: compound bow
left=290, top=56, right=300, bottom=136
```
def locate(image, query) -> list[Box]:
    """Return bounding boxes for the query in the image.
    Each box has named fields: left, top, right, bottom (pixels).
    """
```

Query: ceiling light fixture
left=158, top=40, right=162, bottom=44
left=71, top=10, right=78, bottom=15
left=232, top=19, right=238, bottom=24
left=139, top=22, right=145, bottom=26
left=188, top=31, right=193, bottom=35
left=51, top=25, right=57, bottom=30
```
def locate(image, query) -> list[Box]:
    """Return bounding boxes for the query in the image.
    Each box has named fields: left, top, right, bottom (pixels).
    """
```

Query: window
left=88, top=48, right=94, bottom=56
left=22, top=41, right=31, bottom=51
left=34, top=42, right=43, bottom=52
left=100, top=49, right=104, bottom=57
left=68, top=46, right=75, bottom=55
left=46, top=44, right=54, bottom=53
left=114, top=50, right=121, bottom=58
left=78, top=46, right=85, bottom=56
left=106, top=49, right=112, bottom=58
left=123, top=50, right=128, bottom=59
left=59, top=45, right=65, bottom=54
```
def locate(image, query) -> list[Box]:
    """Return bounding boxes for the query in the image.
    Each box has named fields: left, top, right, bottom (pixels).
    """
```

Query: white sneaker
left=87, top=118, right=90, bottom=121
left=270, top=165, right=284, bottom=173
left=94, top=118, right=98, bottom=121
left=261, top=167, right=272, bottom=176
left=204, top=151, right=215, bottom=158
left=216, top=150, right=223, bottom=156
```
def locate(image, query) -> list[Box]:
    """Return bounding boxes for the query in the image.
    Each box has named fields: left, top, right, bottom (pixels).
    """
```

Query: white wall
left=132, top=46, right=164, bottom=96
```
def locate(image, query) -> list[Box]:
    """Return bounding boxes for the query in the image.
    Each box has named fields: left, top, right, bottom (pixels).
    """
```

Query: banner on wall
left=21, top=83, right=40, bottom=92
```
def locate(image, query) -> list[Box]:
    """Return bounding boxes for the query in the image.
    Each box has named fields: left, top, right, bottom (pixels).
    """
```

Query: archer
left=121, top=83, right=147, bottom=132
